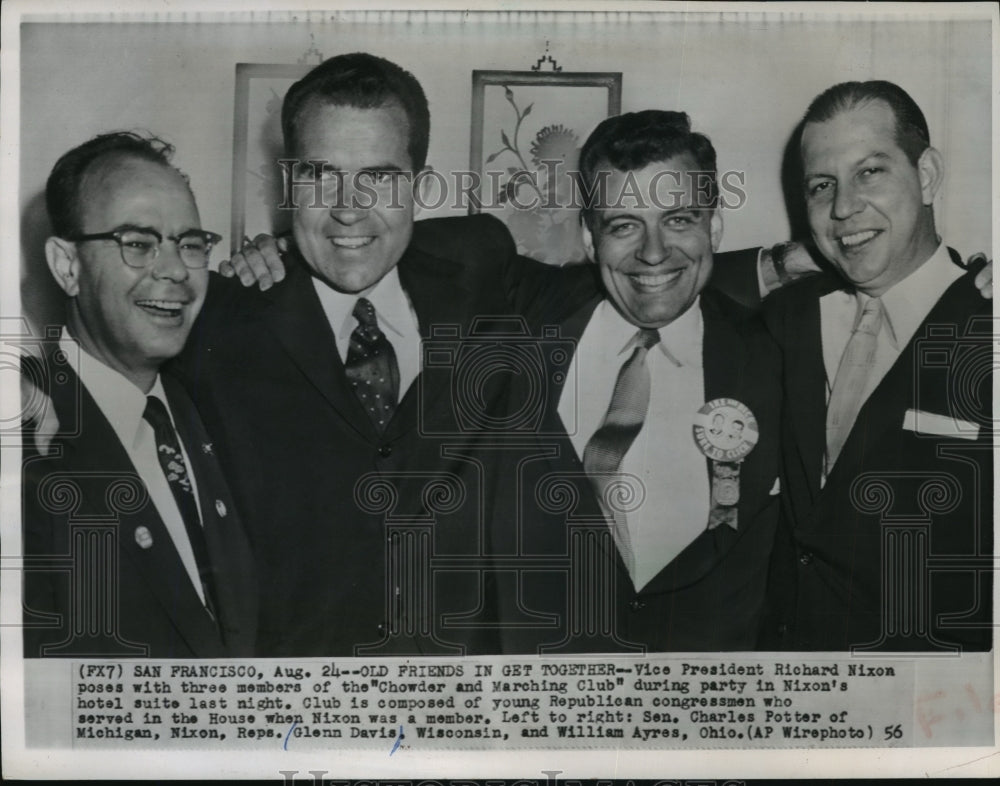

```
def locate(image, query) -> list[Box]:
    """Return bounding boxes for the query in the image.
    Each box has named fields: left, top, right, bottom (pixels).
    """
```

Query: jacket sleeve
left=711, top=247, right=763, bottom=311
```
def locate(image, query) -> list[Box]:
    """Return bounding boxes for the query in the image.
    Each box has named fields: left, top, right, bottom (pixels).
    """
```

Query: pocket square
left=902, top=408, right=980, bottom=440
left=769, top=478, right=781, bottom=496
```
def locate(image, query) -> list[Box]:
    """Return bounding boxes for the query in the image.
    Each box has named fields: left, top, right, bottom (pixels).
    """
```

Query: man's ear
left=45, top=237, right=80, bottom=297
left=580, top=214, right=597, bottom=262
left=917, top=146, right=944, bottom=206
left=412, top=166, right=433, bottom=219
left=710, top=209, right=723, bottom=252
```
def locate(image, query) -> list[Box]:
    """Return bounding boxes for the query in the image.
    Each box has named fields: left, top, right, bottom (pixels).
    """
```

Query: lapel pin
left=134, top=526, right=153, bottom=549
left=215, top=499, right=227, bottom=517
left=202, top=442, right=214, bottom=455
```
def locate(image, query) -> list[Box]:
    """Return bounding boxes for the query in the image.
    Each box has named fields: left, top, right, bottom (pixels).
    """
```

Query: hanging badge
left=692, top=398, right=759, bottom=530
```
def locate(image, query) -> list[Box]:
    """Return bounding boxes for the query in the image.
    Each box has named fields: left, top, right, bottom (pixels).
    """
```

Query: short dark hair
left=802, top=80, right=931, bottom=165
left=45, top=131, right=185, bottom=239
left=578, top=110, right=718, bottom=228
left=281, top=52, right=430, bottom=171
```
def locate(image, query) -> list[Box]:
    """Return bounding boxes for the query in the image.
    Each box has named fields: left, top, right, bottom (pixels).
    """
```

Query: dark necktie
left=345, top=297, right=400, bottom=432
left=583, top=328, right=661, bottom=573
left=143, top=395, right=217, bottom=618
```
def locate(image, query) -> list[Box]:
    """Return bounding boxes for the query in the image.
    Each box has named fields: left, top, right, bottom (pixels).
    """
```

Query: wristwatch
left=770, top=241, right=797, bottom=286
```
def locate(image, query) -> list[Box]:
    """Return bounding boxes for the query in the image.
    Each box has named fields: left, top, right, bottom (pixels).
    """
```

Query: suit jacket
left=174, top=214, right=764, bottom=656
left=761, top=250, right=992, bottom=651
left=175, top=216, right=536, bottom=657
left=22, top=362, right=257, bottom=658
left=493, top=256, right=783, bottom=653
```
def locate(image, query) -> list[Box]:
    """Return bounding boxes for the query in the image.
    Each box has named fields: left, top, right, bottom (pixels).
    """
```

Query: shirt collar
left=311, top=265, right=410, bottom=342
left=59, top=327, right=165, bottom=452
left=877, top=242, right=963, bottom=351
left=599, top=296, right=704, bottom=368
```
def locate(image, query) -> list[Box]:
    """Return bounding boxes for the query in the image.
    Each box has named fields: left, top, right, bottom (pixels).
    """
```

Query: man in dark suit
left=175, top=53, right=533, bottom=656
left=762, top=81, right=992, bottom=651
left=23, top=132, right=257, bottom=657
left=491, top=111, right=783, bottom=653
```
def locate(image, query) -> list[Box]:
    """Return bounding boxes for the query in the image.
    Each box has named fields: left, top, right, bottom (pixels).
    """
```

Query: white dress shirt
left=558, top=299, right=711, bottom=591
left=59, top=329, right=206, bottom=603
left=821, top=243, right=962, bottom=410
left=311, top=265, right=422, bottom=399
left=819, top=243, right=963, bottom=474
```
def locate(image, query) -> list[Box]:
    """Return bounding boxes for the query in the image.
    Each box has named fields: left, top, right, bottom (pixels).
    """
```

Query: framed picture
left=231, top=63, right=311, bottom=249
left=470, top=70, right=622, bottom=265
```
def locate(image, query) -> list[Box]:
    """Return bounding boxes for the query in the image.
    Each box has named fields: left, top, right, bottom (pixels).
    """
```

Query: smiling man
left=762, top=81, right=992, bottom=651
left=176, top=53, right=528, bottom=656
left=515, top=110, right=784, bottom=651
left=23, top=132, right=257, bottom=657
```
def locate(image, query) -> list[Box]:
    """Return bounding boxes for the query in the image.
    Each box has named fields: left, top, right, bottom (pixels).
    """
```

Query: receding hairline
left=799, top=97, right=918, bottom=158
left=74, top=152, right=197, bottom=229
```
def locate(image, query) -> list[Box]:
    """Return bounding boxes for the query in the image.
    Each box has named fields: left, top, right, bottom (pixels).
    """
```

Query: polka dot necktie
left=345, top=298, right=400, bottom=432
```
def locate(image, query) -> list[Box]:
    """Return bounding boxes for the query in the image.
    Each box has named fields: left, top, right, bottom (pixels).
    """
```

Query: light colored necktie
left=583, top=329, right=660, bottom=574
left=826, top=296, right=884, bottom=470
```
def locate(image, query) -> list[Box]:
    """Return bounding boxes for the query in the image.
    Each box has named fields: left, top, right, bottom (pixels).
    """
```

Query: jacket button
left=377, top=622, right=386, bottom=633
left=379, top=444, right=393, bottom=458
left=629, top=599, right=645, bottom=612
left=799, top=551, right=813, bottom=566
left=777, top=623, right=788, bottom=635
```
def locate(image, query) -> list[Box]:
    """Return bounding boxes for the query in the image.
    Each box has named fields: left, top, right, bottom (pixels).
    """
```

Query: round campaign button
left=692, top=398, right=759, bottom=462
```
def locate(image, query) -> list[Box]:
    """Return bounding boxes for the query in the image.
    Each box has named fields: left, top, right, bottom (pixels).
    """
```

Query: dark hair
left=45, top=131, right=185, bottom=239
left=281, top=52, right=430, bottom=171
left=802, top=80, right=930, bottom=165
left=577, top=110, right=718, bottom=227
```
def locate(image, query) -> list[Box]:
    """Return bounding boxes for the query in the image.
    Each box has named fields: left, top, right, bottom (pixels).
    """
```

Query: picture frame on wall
left=231, top=62, right=311, bottom=249
left=469, top=70, right=622, bottom=265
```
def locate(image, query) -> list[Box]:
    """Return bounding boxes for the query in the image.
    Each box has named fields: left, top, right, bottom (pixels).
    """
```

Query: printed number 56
left=884, top=724, right=903, bottom=740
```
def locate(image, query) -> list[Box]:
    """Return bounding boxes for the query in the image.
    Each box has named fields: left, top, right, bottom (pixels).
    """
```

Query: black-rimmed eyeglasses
left=68, top=226, right=223, bottom=270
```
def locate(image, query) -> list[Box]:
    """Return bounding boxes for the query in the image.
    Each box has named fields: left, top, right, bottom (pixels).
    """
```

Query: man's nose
left=150, top=241, right=189, bottom=281
left=636, top=229, right=669, bottom=265
left=831, top=181, right=864, bottom=221
left=329, top=174, right=369, bottom=224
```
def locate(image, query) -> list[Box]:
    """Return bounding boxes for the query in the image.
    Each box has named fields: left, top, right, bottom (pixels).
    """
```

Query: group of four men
left=22, top=52, right=992, bottom=658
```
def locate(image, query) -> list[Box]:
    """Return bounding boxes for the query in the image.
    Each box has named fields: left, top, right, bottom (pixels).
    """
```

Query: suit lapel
left=636, top=292, right=750, bottom=595
left=387, top=247, right=476, bottom=442
left=782, top=275, right=835, bottom=500
left=824, top=261, right=982, bottom=488
left=259, top=258, right=378, bottom=442
left=51, top=370, right=223, bottom=655
left=165, top=376, right=256, bottom=654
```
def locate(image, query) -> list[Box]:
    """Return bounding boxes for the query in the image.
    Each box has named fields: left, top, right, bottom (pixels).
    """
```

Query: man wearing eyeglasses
left=22, top=131, right=257, bottom=658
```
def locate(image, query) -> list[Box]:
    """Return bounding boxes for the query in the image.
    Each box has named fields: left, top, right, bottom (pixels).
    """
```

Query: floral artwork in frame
left=469, top=70, right=622, bottom=265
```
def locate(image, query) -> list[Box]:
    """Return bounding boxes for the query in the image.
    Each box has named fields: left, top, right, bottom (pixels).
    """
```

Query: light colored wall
left=20, top=13, right=991, bottom=328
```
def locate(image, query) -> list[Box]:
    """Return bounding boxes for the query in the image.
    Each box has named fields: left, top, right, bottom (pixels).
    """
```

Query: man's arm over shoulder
left=712, top=247, right=764, bottom=310
left=412, top=213, right=581, bottom=322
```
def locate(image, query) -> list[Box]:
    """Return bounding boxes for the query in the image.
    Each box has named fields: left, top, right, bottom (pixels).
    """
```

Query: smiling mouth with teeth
left=839, top=229, right=880, bottom=249
left=136, top=299, right=185, bottom=318
left=629, top=269, right=685, bottom=289
left=330, top=236, right=376, bottom=249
